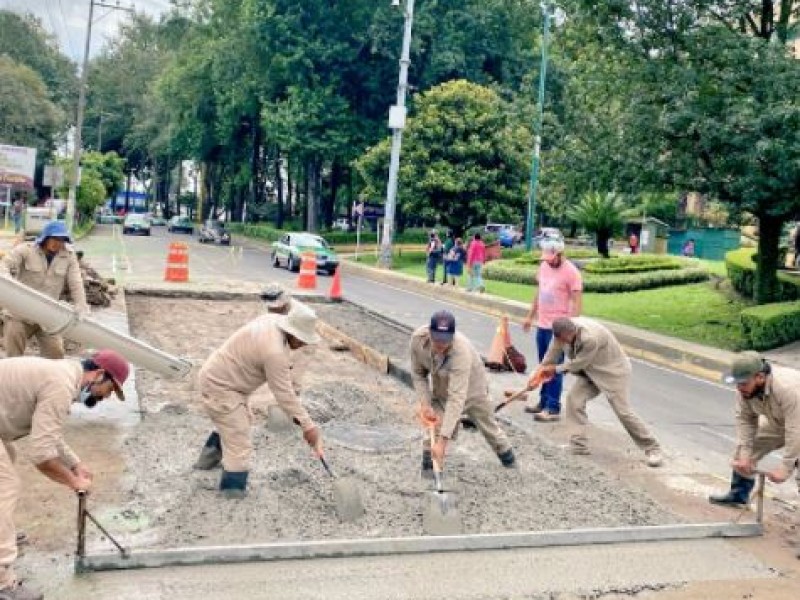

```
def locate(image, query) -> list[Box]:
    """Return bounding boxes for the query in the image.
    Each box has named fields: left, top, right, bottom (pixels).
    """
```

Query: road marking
left=699, top=426, right=738, bottom=444
left=629, top=357, right=731, bottom=391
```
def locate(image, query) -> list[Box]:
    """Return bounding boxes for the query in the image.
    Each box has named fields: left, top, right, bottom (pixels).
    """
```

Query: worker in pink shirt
left=466, top=233, right=486, bottom=293
left=522, top=239, right=583, bottom=421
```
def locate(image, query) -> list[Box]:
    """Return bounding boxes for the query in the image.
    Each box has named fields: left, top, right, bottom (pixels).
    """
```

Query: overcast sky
left=1, top=0, right=172, bottom=62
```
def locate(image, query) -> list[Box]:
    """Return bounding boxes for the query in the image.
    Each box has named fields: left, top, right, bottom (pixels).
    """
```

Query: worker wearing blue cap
left=0, top=221, right=87, bottom=358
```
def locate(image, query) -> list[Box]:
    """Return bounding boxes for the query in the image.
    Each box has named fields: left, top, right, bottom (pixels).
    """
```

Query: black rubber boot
left=194, top=431, right=223, bottom=470
left=421, top=450, right=433, bottom=479
left=498, top=449, right=516, bottom=468
left=708, top=471, right=755, bottom=506
left=460, top=416, right=477, bottom=430
left=219, top=470, right=248, bottom=499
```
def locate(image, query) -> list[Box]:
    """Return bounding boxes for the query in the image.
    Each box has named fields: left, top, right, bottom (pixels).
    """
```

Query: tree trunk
left=754, top=213, right=783, bottom=304
left=306, top=158, right=321, bottom=233
left=596, top=228, right=611, bottom=258
left=286, top=156, right=294, bottom=219
left=325, top=160, right=341, bottom=230
left=275, top=149, right=285, bottom=229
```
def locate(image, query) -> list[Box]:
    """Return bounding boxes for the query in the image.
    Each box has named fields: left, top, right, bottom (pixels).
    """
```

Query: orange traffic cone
left=328, top=265, right=343, bottom=301
left=164, top=242, right=189, bottom=282
left=297, top=251, right=317, bottom=290
left=486, top=316, right=511, bottom=365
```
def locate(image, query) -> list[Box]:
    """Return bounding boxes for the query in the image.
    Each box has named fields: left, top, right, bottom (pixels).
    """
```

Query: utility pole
left=379, top=0, right=415, bottom=269
left=67, top=0, right=133, bottom=233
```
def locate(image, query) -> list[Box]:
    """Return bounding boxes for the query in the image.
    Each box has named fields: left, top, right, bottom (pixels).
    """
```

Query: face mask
left=79, top=385, right=98, bottom=408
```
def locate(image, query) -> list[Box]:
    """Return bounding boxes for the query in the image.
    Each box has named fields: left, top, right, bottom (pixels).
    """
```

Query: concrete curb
left=76, top=522, right=762, bottom=572
left=123, top=282, right=330, bottom=304
left=342, top=260, right=736, bottom=382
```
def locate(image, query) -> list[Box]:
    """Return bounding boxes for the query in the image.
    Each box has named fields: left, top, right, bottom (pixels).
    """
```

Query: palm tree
left=567, top=192, right=631, bottom=258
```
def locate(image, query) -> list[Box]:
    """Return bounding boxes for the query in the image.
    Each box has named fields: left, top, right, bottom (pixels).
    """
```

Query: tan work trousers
left=201, top=389, right=253, bottom=473
left=0, top=441, right=19, bottom=589
left=425, top=395, right=512, bottom=455
left=566, top=374, right=660, bottom=454
left=4, top=318, right=65, bottom=359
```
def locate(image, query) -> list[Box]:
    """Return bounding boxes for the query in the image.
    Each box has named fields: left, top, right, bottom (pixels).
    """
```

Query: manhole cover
left=325, top=423, right=420, bottom=454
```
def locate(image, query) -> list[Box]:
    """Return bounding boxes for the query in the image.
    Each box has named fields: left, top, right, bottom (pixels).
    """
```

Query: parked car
left=122, top=213, right=151, bottom=236
left=150, top=215, right=167, bottom=226
left=333, top=218, right=351, bottom=231
left=486, top=223, right=523, bottom=247
left=271, top=232, right=339, bottom=275
left=198, top=220, right=231, bottom=245
left=168, top=216, right=194, bottom=234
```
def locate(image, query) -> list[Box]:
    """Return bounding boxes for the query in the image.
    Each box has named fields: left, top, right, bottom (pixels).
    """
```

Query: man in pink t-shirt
left=522, top=239, right=583, bottom=421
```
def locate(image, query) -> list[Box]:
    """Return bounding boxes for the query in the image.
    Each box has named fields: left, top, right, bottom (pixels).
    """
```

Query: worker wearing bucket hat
left=194, top=302, right=322, bottom=498
left=709, top=352, right=800, bottom=530
left=0, top=221, right=88, bottom=359
left=0, top=349, right=129, bottom=600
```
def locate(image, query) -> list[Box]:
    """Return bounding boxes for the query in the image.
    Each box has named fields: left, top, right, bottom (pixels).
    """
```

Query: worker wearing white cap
left=0, top=221, right=88, bottom=359
left=0, top=349, right=129, bottom=600
left=194, top=302, right=322, bottom=498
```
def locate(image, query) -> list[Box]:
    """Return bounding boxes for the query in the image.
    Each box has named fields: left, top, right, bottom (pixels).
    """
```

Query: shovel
left=494, top=368, right=554, bottom=413
left=493, top=387, right=530, bottom=413
left=317, top=451, right=365, bottom=523
left=422, top=428, right=462, bottom=536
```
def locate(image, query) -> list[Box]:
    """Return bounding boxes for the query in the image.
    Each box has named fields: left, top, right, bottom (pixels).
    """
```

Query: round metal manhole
left=324, top=423, right=421, bottom=454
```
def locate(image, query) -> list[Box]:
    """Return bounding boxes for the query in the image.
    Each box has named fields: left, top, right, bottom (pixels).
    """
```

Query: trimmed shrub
left=583, top=256, right=683, bottom=274
left=725, top=247, right=800, bottom=301
left=741, top=301, right=800, bottom=350
left=511, top=248, right=601, bottom=265
left=483, top=259, right=709, bottom=292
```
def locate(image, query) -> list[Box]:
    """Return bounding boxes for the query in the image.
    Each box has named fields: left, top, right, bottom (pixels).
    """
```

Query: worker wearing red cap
left=0, top=349, right=129, bottom=600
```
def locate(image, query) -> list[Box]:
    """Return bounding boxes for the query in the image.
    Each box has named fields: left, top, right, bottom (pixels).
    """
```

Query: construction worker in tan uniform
left=411, top=310, right=515, bottom=474
left=0, top=349, right=129, bottom=600
left=193, top=302, right=322, bottom=498
left=709, top=352, right=800, bottom=557
left=538, top=317, right=663, bottom=467
left=0, top=221, right=87, bottom=359
left=260, top=282, right=311, bottom=393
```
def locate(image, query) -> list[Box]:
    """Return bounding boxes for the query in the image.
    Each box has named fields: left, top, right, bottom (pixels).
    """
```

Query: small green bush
left=584, top=256, right=683, bottom=274
left=741, top=301, right=800, bottom=350
left=512, top=248, right=601, bottom=265
left=229, top=223, right=429, bottom=245
left=725, top=247, right=800, bottom=301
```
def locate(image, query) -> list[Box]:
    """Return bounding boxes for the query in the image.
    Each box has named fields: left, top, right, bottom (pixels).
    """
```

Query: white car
left=333, top=218, right=351, bottom=231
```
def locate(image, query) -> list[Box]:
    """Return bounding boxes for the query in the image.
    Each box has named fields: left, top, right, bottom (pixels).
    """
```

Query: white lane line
left=629, top=357, right=732, bottom=391
left=699, top=426, right=738, bottom=444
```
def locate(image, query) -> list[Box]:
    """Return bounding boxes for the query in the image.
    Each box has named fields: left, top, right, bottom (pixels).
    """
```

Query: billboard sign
left=0, top=144, right=37, bottom=188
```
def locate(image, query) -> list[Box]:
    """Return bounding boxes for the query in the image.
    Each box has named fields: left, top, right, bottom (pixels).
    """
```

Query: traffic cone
left=297, top=252, right=317, bottom=290
left=328, top=265, right=343, bottom=302
left=486, top=316, right=511, bottom=365
left=164, top=242, right=189, bottom=282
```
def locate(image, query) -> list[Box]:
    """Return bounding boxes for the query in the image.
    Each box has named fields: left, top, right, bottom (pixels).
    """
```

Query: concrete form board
left=76, top=521, right=761, bottom=572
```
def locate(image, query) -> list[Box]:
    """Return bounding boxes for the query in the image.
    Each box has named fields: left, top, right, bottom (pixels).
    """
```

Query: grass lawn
left=351, top=254, right=748, bottom=350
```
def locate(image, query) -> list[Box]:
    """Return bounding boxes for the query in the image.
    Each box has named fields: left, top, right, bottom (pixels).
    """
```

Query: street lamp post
left=379, top=0, right=416, bottom=269
left=524, top=3, right=562, bottom=251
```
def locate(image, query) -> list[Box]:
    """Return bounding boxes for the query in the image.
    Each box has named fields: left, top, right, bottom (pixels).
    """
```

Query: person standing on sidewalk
left=11, top=198, right=24, bottom=235
left=536, top=317, right=664, bottom=467
left=466, top=233, right=486, bottom=293
left=425, top=231, right=443, bottom=283
left=0, top=349, right=129, bottom=600
left=0, top=221, right=87, bottom=359
left=193, top=302, right=322, bottom=498
left=440, top=231, right=455, bottom=285
left=522, top=239, right=582, bottom=422
left=708, top=353, right=800, bottom=557
left=410, top=310, right=515, bottom=474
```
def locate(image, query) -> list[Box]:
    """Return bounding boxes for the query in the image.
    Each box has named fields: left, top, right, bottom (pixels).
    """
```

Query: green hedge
left=741, top=301, right=800, bottom=350
left=483, top=259, right=709, bottom=292
left=725, top=247, right=800, bottom=301
left=229, top=223, right=284, bottom=242
left=583, top=256, right=683, bottom=274
left=511, top=248, right=602, bottom=265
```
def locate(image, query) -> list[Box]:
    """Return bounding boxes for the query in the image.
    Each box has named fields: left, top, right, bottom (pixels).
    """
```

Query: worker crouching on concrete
left=709, top=353, right=800, bottom=553
left=0, top=349, right=129, bottom=600
left=194, top=302, right=322, bottom=499
left=537, top=317, right=663, bottom=467
left=0, top=221, right=88, bottom=359
left=411, top=310, right=515, bottom=473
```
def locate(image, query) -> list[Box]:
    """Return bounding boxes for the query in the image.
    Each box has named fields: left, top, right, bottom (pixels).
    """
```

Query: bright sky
left=0, top=0, right=172, bottom=62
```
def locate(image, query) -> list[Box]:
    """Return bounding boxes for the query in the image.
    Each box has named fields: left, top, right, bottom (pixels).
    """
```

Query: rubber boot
left=498, top=449, right=516, bottom=468
left=219, top=470, right=248, bottom=499
left=194, top=431, right=222, bottom=470
left=0, top=580, right=44, bottom=600
left=421, top=450, right=433, bottom=479
left=708, top=471, right=755, bottom=507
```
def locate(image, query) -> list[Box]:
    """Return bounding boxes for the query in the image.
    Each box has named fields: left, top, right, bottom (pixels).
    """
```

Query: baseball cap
left=724, top=351, right=765, bottom=385
left=91, top=349, right=129, bottom=400
left=429, top=310, right=456, bottom=343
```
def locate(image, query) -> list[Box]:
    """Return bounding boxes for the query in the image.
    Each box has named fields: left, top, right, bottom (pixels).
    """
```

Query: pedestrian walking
left=535, top=317, right=663, bottom=467
left=628, top=232, right=639, bottom=254
left=445, top=238, right=467, bottom=287
left=0, top=221, right=87, bottom=359
left=193, top=302, right=322, bottom=498
left=708, top=353, right=800, bottom=558
left=466, top=233, right=486, bottom=292
left=411, top=310, right=515, bottom=474
left=522, top=239, right=582, bottom=422
left=440, top=231, right=455, bottom=285
left=0, top=350, right=129, bottom=600
left=425, top=231, right=443, bottom=283
left=11, top=198, right=24, bottom=235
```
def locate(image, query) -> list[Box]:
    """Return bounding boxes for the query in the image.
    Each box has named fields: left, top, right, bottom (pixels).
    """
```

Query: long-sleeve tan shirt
left=0, top=241, right=88, bottom=315
left=0, top=357, right=82, bottom=467
left=736, top=365, right=800, bottom=473
left=542, top=317, right=631, bottom=382
left=410, top=327, right=489, bottom=438
left=198, top=314, right=314, bottom=431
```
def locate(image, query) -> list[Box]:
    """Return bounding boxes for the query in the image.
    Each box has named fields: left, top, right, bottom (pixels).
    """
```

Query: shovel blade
left=423, top=491, right=462, bottom=536
left=333, top=477, right=365, bottom=523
